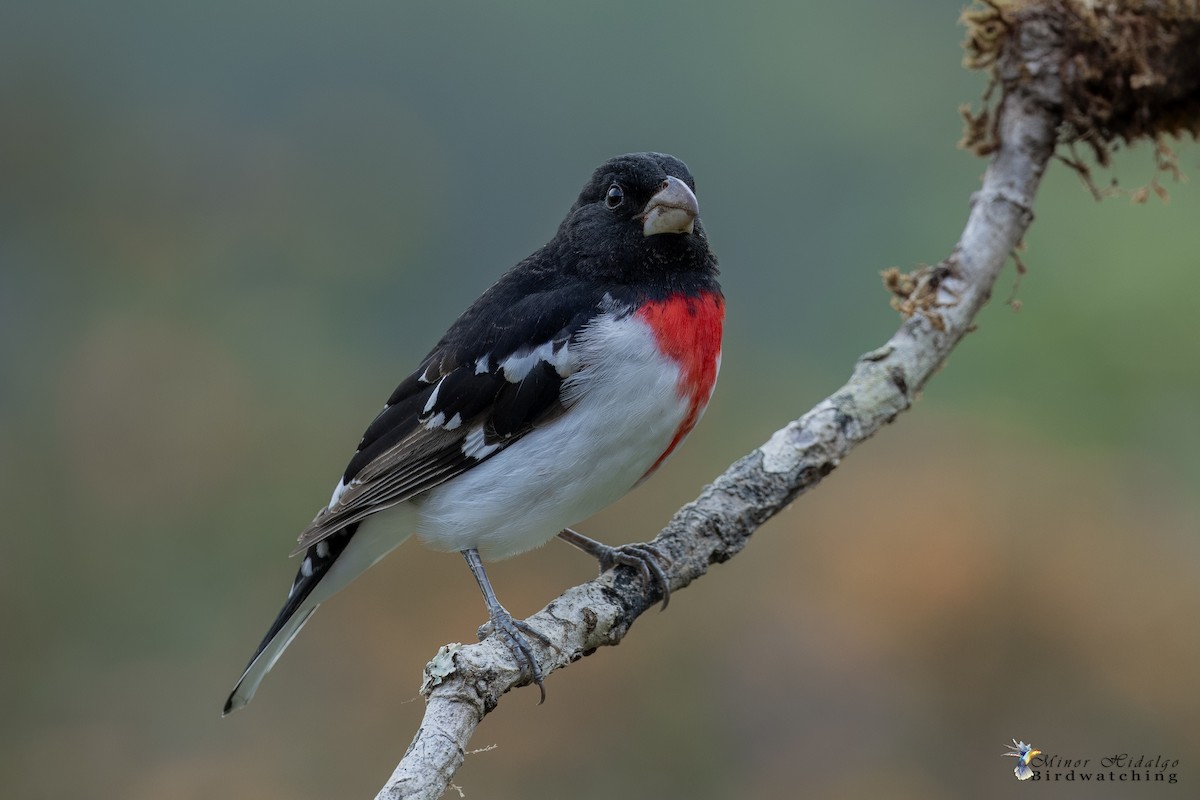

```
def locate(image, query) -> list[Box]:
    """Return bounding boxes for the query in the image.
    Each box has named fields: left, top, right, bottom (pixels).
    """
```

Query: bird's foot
left=462, top=547, right=550, bottom=703
left=477, top=606, right=550, bottom=703
left=557, top=528, right=673, bottom=610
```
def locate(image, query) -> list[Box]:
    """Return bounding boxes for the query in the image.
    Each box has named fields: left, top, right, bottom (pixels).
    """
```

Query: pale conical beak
left=642, top=175, right=699, bottom=237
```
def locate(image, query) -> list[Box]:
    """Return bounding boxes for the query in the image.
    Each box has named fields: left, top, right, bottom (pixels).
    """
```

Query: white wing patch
left=461, top=425, right=501, bottom=459
left=422, top=376, right=445, bottom=414
left=499, top=342, right=558, bottom=382
left=328, top=478, right=349, bottom=510
left=550, top=341, right=577, bottom=377
left=499, top=340, right=577, bottom=382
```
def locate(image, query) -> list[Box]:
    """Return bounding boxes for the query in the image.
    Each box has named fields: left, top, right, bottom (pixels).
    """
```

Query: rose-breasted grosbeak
left=224, top=152, right=723, bottom=714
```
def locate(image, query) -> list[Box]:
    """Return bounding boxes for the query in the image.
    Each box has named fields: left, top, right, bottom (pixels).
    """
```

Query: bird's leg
left=461, top=548, right=548, bottom=703
left=557, top=528, right=672, bottom=610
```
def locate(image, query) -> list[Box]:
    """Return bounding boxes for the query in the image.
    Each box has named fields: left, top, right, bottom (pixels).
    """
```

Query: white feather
left=422, top=376, right=444, bottom=413
left=461, top=425, right=502, bottom=459
left=499, top=340, right=576, bottom=382
left=327, top=478, right=348, bottom=510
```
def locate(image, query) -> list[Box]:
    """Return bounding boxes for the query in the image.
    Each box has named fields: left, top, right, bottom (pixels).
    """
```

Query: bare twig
left=375, top=12, right=1066, bottom=800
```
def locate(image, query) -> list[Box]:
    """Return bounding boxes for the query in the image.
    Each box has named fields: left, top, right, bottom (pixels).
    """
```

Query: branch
left=377, top=11, right=1071, bottom=800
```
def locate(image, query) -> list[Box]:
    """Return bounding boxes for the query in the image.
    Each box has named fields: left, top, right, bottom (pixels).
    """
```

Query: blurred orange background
left=2, top=2, right=1197, bottom=798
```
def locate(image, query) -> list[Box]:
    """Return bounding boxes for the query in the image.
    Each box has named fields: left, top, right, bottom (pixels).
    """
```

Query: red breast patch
left=636, top=291, right=724, bottom=475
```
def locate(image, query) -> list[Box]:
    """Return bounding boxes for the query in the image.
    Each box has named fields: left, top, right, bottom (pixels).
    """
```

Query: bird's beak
left=642, top=175, right=699, bottom=237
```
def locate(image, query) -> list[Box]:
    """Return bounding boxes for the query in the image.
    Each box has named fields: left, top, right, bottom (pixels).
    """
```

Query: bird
left=223, top=152, right=723, bottom=714
left=1003, top=740, right=1041, bottom=781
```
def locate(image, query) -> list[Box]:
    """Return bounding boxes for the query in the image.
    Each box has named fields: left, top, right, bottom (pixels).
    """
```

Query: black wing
left=291, top=272, right=607, bottom=554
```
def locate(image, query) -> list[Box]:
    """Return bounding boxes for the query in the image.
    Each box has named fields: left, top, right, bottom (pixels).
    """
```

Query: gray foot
left=557, top=528, right=672, bottom=610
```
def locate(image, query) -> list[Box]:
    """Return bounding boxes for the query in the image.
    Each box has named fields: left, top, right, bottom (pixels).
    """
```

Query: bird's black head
left=555, top=152, right=717, bottom=285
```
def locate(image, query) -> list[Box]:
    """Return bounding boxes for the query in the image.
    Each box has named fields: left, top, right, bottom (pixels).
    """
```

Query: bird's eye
left=605, top=184, right=624, bottom=209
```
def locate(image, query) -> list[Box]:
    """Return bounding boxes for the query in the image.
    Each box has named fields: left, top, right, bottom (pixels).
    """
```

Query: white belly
left=412, top=313, right=688, bottom=560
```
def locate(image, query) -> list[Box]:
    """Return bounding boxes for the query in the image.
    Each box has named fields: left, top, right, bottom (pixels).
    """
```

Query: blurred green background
left=3, top=2, right=1198, bottom=798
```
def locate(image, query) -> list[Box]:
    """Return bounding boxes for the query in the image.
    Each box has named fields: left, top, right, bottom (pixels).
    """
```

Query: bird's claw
left=558, top=528, right=672, bottom=610
left=600, top=542, right=673, bottom=610
left=479, top=608, right=550, bottom=704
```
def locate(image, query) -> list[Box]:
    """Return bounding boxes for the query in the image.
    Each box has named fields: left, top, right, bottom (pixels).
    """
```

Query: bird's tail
left=223, top=515, right=413, bottom=715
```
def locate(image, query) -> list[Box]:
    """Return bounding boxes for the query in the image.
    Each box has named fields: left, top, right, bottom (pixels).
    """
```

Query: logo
left=1000, top=739, right=1181, bottom=783
left=1004, top=739, right=1041, bottom=781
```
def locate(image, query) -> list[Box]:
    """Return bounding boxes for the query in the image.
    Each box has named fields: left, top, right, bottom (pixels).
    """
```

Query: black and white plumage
left=224, top=152, right=724, bottom=713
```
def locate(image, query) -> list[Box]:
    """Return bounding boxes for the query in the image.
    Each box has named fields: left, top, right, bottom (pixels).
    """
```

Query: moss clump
left=882, top=263, right=956, bottom=328
left=961, top=1, right=1200, bottom=161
